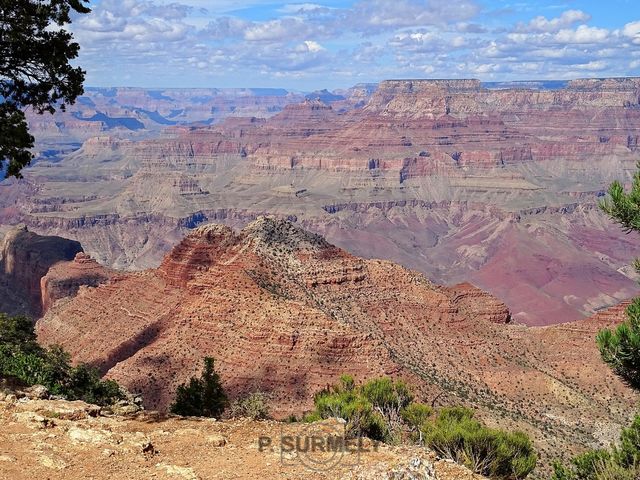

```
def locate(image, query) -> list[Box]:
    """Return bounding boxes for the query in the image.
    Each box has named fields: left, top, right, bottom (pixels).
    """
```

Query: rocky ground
left=0, top=396, right=480, bottom=480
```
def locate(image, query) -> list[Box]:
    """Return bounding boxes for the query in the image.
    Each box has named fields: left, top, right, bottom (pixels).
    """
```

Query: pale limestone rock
left=39, top=455, right=67, bottom=470
left=156, top=463, right=199, bottom=480
left=205, top=434, right=226, bottom=447
left=68, top=426, right=110, bottom=444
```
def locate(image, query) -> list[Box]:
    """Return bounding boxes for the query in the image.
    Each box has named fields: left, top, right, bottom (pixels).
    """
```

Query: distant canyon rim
left=1, top=77, right=640, bottom=325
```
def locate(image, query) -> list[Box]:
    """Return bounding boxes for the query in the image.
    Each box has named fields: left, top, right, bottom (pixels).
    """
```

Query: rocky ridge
left=0, top=226, right=83, bottom=317
left=40, top=252, right=118, bottom=314
left=35, top=218, right=637, bottom=471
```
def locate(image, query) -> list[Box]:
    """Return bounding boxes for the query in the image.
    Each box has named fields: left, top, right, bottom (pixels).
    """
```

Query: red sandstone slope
left=36, top=218, right=637, bottom=469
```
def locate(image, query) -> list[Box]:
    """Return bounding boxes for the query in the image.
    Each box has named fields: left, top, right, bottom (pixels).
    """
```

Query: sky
left=69, top=0, right=640, bottom=90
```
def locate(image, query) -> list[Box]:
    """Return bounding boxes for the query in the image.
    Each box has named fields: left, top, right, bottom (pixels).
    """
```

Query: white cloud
left=243, top=17, right=319, bottom=42
left=575, top=60, right=608, bottom=71
left=74, top=0, right=191, bottom=43
left=346, top=0, right=480, bottom=33
left=68, top=0, right=640, bottom=88
left=554, top=25, right=609, bottom=44
left=278, top=3, right=327, bottom=14
left=623, top=21, right=640, bottom=44
left=521, top=10, right=591, bottom=33
left=303, top=40, right=324, bottom=52
left=451, top=36, right=466, bottom=48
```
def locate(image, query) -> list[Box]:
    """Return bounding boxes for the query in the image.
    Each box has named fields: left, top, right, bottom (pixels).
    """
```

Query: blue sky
left=70, top=0, right=640, bottom=90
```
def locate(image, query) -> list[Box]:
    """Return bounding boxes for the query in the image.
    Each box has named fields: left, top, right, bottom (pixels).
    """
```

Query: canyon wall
left=3, top=77, right=640, bottom=325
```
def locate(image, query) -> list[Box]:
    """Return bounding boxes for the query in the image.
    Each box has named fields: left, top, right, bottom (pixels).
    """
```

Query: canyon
left=2, top=77, right=639, bottom=325
left=22, top=217, right=636, bottom=473
left=23, top=86, right=307, bottom=164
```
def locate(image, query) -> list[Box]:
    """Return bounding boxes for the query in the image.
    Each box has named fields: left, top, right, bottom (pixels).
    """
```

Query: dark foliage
left=170, top=357, right=228, bottom=418
left=597, top=299, right=640, bottom=390
left=0, top=0, right=90, bottom=177
left=0, top=313, right=124, bottom=406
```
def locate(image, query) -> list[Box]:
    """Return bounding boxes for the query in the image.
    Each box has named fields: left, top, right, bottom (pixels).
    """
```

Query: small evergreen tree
left=597, top=165, right=640, bottom=388
left=597, top=299, right=640, bottom=389
left=170, top=357, right=227, bottom=418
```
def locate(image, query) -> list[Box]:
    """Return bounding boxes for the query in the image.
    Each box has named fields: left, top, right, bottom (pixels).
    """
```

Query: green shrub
left=229, top=391, right=271, bottom=420
left=170, top=357, right=228, bottom=418
left=0, top=314, right=39, bottom=352
left=401, top=402, right=433, bottom=442
left=302, top=411, right=322, bottom=423
left=313, top=382, right=386, bottom=440
left=401, top=402, right=433, bottom=430
left=552, top=450, right=611, bottom=480
left=307, top=375, right=536, bottom=478
left=310, top=375, right=416, bottom=441
left=360, top=377, right=413, bottom=442
left=360, top=377, right=413, bottom=414
left=553, top=415, right=640, bottom=480
left=338, top=374, right=355, bottom=391
left=439, top=406, right=475, bottom=423
left=66, top=363, right=123, bottom=406
left=422, top=407, right=536, bottom=479
left=0, top=313, right=124, bottom=406
left=596, top=462, right=640, bottom=480
left=615, top=415, right=640, bottom=468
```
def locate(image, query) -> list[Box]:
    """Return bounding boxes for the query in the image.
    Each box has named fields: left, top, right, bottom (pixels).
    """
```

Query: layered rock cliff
left=40, top=253, right=118, bottom=313
left=0, top=226, right=83, bottom=317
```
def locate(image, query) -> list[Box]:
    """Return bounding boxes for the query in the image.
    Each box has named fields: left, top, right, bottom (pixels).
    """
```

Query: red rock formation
left=36, top=218, right=637, bottom=467
left=0, top=226, right=83, bottom=317
left=6, top=77, right=640, bottom=326
left=40, top=252, right=117, bottom=314
left=444, top=282, right=511, bottom=324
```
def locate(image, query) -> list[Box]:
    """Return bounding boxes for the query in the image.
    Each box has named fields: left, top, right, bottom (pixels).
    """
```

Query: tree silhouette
left=0, top=0, right=90, bottom=178
left=170, top=357, right=228, bottom=418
